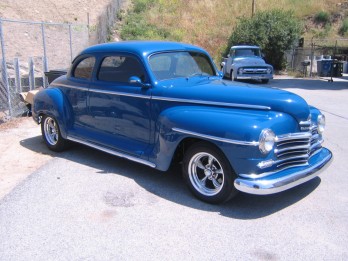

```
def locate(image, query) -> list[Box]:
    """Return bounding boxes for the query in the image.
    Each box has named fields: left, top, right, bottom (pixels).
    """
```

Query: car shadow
left=20, top=136, right=321, bottom=220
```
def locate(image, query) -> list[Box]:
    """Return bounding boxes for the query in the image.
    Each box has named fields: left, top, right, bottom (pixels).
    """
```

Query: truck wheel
left=182, top=142, right=238, bottom=204
left=261, top=79, right=269, bottom=84
left=41, top=115, right=68, bottom=152
left=230, top=70, right=236, bottom=81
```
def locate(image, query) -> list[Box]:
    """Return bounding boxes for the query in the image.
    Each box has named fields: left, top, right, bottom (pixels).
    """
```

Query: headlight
left=238, top=68, right=243, bottom=74
left=267, top=68, right=272, bottom=74
left=259, top=129, right=276, bottom=154
left=317, top=114, right=325, bottom=134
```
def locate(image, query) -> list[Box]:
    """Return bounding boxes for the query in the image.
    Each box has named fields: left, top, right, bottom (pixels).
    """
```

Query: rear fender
left=33, top=88, right=73, bottom=138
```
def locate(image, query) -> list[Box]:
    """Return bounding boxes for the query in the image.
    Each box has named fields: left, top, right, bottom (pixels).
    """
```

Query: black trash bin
left=44, top=70, right=67, bottom=84
left=317, top=60, right=332, bottom=77
left=332, top=61, right=343, bottom=77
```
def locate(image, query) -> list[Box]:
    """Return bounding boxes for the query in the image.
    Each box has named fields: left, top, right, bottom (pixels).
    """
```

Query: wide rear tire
left=182, top=142, right=238, bottom=204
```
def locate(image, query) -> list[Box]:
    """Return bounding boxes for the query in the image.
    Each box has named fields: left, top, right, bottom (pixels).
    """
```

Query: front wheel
left=41, top=115, right=68, bottom=152
left=261, top=79, right=269, bottom=84
left=230, top=70, right=237, bottom=81
left=182, top=142, right=238, bottom=204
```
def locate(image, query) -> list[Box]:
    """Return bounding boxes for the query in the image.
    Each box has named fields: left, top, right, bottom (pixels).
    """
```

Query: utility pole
left=252, top=0, right=256, bottom=17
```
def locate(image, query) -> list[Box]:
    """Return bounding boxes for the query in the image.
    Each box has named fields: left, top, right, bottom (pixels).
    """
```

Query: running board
left=67, top=136, right=156, bottom=168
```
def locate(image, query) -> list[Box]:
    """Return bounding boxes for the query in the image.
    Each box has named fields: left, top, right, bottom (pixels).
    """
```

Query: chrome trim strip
left=235, top=148, right=332, bottom=195
left=51, top=83, right=88, bottom=91
left=299, top=119, right=312, bottom=125
left=275, top=144, right=310, bottom=154
left=52, top=83, right=151, bottom=99
left=172, top=127, right=259, bottom=146
left=67, top=136, right=156, bottom=168
left=153, top=96, right=271, bottom=110
left=89, top=89, right=151, bottom=99
left=276, top=132, right=312, bottom=142
left=52, top=83, right=271, bottom=110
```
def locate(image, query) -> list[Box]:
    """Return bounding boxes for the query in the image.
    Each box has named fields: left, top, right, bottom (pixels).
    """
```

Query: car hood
left=233, top=57, right=267, bottom=66
left=154, top=77, right=310, bottom=122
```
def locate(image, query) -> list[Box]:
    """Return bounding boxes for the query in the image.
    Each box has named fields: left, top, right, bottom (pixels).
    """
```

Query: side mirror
left=129, top=76, right=151, bottom=88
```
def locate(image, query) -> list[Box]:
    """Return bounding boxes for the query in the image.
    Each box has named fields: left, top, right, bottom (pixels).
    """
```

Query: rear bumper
left=234, top=148, right=332, bottom=195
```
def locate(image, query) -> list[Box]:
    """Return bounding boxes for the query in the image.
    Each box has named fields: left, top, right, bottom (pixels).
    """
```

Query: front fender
left=32, top=88, right=73, bottom=138
left=149, top=105, right=299, bottom=173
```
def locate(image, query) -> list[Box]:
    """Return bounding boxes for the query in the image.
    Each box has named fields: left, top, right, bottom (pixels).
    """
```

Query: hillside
left=119, top=0, right=348, bottom=61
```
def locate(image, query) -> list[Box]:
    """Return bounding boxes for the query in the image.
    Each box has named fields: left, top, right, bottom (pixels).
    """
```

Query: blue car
left=33, top=41, right=332, bottom=204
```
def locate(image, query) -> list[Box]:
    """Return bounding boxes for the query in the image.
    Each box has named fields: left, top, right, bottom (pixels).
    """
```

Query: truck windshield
left=235, top=48, right=261, bottom=57
left=149, top=51, right=216, bottom=81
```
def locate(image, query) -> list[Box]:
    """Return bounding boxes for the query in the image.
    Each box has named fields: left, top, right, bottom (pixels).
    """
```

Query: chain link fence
left=0, top=18, right=89, bottom=122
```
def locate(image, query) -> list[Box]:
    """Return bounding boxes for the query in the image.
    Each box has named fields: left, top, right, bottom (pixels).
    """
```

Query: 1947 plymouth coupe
left=33, top=41, right=332, bottom=204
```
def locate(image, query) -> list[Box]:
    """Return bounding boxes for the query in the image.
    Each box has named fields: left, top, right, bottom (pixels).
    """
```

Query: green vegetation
left=339, top=18, right=348, bottom=36
left=314, top=11, right=330, bottom=24
left=120, top=0, right=344, bottom=63
left=225, top=10, right=302, bottom=70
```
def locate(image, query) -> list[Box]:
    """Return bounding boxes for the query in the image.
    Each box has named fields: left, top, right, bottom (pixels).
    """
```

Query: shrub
left=225, top=9, right=303, bottom=70
left=314, top=11, right=330, bottom=24
left=339, top=18, right=348, bottom=36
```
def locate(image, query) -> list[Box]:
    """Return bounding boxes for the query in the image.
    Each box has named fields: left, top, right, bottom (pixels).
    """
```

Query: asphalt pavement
left=0, top=76, right=347, bottom=260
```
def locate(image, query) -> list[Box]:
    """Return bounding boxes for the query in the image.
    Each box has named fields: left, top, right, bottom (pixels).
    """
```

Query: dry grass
left=122, top=0, right=345, bottom=62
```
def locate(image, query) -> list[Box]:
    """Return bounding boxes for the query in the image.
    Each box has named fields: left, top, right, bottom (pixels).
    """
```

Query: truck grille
left=274, top=126, right=322, bottom=169
left=241, top=67, right=268, bottom=74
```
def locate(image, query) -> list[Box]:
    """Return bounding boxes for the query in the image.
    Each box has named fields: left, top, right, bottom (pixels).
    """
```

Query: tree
left=225, top=9, right=303, bottom=70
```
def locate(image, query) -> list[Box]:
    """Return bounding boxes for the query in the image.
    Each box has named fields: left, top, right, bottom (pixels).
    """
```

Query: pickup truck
left=33, top=41, right=332, bottom=204
left=221, top=45, right=273, bottom=83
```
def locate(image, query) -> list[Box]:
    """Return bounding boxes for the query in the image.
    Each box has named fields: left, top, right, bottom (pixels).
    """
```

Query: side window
left=98, top=55, right=146, bottom=83
left=73, top=57, right=95, bottom=79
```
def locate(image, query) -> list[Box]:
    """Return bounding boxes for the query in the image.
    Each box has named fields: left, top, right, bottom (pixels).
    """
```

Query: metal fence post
left=14, top=58, right=22, bottom=93
left=41, top=23, right=48, bottom=88
left=28, top=57, right=35, bottom=90
left=0, top=18, right=12, bottom=116
left=69, top=24, right=73, bottom=62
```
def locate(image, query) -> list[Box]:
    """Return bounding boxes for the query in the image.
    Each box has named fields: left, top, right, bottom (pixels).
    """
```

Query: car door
left=88, top=54, right=152, bottom=157
left=60, top=55, right=95, bottom=136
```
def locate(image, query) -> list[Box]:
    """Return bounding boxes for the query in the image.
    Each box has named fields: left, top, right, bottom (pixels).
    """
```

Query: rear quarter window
left=73, top=57, right=95, bottom=79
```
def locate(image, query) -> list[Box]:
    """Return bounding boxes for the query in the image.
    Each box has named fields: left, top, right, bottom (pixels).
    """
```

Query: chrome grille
left=274, top=126, right=322, bottom=169
left=242, top=67, right=268, bottom=74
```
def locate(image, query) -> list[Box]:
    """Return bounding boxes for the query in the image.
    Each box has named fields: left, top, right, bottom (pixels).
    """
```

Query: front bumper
left=234, top=147, right=332, bottom=195
left=237, top=74, right=273, bottom=80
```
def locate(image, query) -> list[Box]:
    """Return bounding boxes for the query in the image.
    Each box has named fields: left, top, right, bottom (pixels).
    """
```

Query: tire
left=41, top=115, right=68, bottom=152
left=182, top=142, right=238, bottom=204
left=261, top=79, right=269, bottom=84
left=230, top=70, right=236, bottom=81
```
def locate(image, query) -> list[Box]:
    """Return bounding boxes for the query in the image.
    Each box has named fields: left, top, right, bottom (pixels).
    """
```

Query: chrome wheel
left=43, top=116, right=59, bottom=145
left=188, top=152, right=224, bottom=196
left=41, top=115, right=69, bottom=152
left=183, top=142, right=238, bottom=203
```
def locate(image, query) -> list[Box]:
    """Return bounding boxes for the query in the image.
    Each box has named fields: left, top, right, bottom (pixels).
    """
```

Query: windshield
left=234, top=48, right=261, bottom=57
left=149, top=51, right=216, bottom=81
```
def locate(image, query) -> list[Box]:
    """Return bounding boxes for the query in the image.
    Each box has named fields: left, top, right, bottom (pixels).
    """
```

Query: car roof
left=79, top=41, right=208, bottom=57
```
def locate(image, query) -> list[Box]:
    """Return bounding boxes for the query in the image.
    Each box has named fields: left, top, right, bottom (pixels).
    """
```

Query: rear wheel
left=182, top=142, right=238, bottom=204
left=41, top=115, right=68, bottom=152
